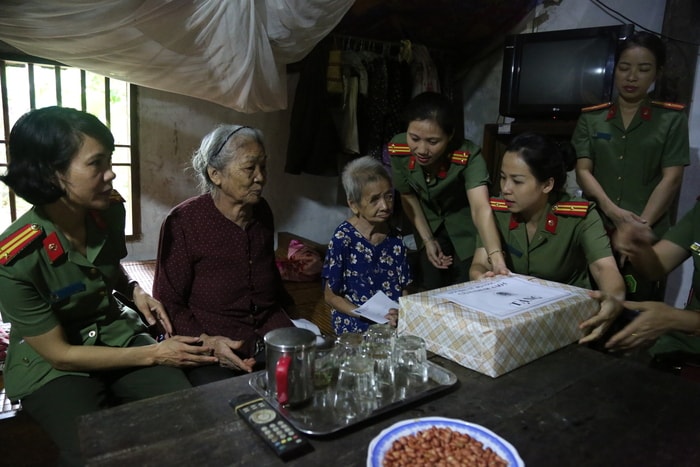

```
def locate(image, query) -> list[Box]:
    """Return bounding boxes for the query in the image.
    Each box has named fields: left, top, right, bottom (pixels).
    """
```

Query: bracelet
left=486, top=249, right=504, bottom=265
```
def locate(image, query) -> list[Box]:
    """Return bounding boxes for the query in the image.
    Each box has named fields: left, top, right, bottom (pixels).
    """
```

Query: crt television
left=499, top=24, right=634, bottom=121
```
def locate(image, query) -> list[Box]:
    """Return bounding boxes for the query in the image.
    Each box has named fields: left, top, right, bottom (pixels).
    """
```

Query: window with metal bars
left=0, top=56, right=140, bottom=238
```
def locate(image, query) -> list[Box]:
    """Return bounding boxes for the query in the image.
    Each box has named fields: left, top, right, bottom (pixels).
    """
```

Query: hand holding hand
left=611, top=221, right=656, bottom=260
left=154, top=335, right=219, bottom=367
left=200, top=334, right=256, bottom=373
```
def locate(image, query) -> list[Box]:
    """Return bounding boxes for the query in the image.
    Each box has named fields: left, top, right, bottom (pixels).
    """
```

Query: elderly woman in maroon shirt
left=154, top=125, right=294, bottom=386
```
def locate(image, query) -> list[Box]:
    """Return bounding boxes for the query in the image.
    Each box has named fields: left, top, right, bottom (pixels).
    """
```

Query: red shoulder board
left=552, top=201, right=590, bottom=217
left=490, top=198, right=509, bottom=212
left=651, top=100, right=686, bottom=111
left=450, top=150, right=470, bottom=166
left=387, top=143, right=411, bottom=157
left=0, top=223, right=43, bottom=266
left=110, top=189, right=125, bottom=203
left=581, top=102, right=613, bottom=113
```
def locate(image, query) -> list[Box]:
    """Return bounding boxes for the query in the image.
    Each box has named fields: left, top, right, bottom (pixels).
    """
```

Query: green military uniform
left=648, top=200, right=700, bottom=356
left=480, top=194, right=612, bottom=289
left=0, top=195, right=189, bottom=466
left=389, top=133, right=490, bottom=262
left=571, top=98, right=689, bottom=238
left=571, top=98, right=689, bottom=299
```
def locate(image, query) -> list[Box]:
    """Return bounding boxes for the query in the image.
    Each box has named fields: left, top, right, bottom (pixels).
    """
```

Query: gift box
left=397, top=275, right=598, bottom=377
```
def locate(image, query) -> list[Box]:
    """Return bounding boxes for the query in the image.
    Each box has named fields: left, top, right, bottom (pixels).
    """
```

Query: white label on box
left=435, top=276, right=573, bottom=319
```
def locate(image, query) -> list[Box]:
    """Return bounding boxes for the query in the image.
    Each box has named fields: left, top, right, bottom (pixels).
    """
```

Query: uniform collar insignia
left=605, top=105, right=617, bottom=121
left=640, top=106, right=652, bottom=121
left=43, top=232, right=66, bottom=263
left=508, top=215, right=519, bottom=230
left=545, top=213, right=558, bottom=234
left=408, top=155, right=416, bottom=170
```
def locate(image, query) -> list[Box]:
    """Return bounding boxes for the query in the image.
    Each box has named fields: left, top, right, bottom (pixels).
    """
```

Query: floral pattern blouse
left=322, top=221, right=412, bottom=335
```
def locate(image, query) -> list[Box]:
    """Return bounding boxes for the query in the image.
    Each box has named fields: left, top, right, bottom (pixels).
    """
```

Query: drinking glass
left=363, top=324, right=397, bottom=401
left=395, top=334, right=429, bottom=395
left=333, top=355, right=377, bottom=420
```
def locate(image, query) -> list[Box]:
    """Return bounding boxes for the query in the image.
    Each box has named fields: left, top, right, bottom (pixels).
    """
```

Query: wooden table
left=78, top=345, right=699, bottom=466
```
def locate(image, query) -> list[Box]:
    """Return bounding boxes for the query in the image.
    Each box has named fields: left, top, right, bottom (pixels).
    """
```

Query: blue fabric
left=322, top=221, right=411, bottom=335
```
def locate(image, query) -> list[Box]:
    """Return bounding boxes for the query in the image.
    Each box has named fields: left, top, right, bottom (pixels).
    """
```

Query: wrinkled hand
left=133, top=285, right=173, bottom=337
left=425, top=239, right=453, bottom=269
left=578, top=290, right=624, bottom=344
left=201, top=334, right=256, bottom=373
left=605, top=300, right=674, bottom=350
left=154, top=335, right=219, bottom=367
left=384, top=308, right=399, bottom=328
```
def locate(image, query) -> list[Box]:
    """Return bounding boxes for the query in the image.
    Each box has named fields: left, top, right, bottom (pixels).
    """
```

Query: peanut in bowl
left=367, top=417, right=524, bottom=467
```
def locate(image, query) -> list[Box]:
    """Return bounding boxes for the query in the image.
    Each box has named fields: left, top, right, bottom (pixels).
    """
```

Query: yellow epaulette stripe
left=387, top=143, right=411, bottom=156
left=110, top=189, right=125, bottom=203
left=489, top=198, right=509, bottom=211
left=0, top=224, right=42, bottom=265
left=581, top=102, right=613, bottom=112
left=651, top=100, right=686, bottom=111
left=450, top=151, right=470, bottom=165
left=552, top=201, right=590, bottom=216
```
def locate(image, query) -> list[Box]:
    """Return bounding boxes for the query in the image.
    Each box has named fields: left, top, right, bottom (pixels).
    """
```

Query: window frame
left=0, top=51, right=141, bottom=240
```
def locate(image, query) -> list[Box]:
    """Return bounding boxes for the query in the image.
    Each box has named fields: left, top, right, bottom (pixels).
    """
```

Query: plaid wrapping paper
left=397, top=275, right=597, bottom=377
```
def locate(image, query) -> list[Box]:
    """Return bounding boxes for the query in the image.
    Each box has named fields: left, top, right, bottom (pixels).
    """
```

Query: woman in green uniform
left=0, top=107, right=216, bottom=466
left=389, top=92, right=507, bottom=290
left=572, top=31, right=689, bottom=301
left=470, top=133, right=626, bottom=343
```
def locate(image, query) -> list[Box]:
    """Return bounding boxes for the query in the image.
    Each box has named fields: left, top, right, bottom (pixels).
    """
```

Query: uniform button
left=99, top=289, right=106, bottom=296
left=617, top=176, right=622, bottom=181
left=22, top=357, right=30, bottom=363
left=621, top=135, right=626, bottom=140
left=88, top=330, right=97, bottom=338
left=616, top=197, right=621, bottom=202
left=619, top=155, right=623, bottom=160
left=90, top=268, right=98, bottom=275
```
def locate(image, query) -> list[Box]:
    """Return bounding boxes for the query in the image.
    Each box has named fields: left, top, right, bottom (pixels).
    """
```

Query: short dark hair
left=616, top=31, right=666, bottom=70
left=505, top=132, right=576, bottom=192
left=403, top=92, right=462, bottom=153
left=0, top=106, right=114, bottom=205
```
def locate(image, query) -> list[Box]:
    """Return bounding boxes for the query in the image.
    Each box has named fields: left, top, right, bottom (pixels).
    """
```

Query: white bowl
left=367, top=416, right=524, bottom=467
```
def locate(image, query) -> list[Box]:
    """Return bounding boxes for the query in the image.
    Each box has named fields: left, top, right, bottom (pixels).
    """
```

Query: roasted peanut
left=382, top=427, right=508, bottom=467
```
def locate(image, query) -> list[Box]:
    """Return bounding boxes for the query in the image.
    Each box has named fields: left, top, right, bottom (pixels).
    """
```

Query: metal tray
left=248, top=360, right=458, bottom=435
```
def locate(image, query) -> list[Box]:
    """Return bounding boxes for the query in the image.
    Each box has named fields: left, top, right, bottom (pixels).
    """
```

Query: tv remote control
left=232, top=395, right=313, bottom=460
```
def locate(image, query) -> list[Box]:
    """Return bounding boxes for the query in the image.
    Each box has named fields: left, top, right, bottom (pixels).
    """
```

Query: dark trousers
left=416, top=228, right=472, bottom=291
left=21, top=341, right=191, bottom=466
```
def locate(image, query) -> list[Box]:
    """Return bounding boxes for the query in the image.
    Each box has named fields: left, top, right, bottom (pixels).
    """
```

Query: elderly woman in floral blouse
left=322, top=156, right=412, bottom=335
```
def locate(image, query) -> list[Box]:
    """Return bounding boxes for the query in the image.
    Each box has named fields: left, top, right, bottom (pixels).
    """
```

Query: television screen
left=500, top=24, right=634, bottom=121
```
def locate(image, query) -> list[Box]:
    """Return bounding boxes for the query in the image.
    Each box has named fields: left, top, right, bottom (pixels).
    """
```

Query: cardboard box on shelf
left=397, top=275, right=597, bottom=377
